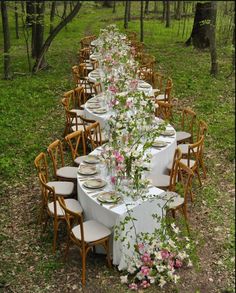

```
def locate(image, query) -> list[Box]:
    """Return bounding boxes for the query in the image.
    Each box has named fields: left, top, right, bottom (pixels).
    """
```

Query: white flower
left=148, top=276, right=156, bottom=284
left=135, top=259, right=142, bottom=268
left=155, top=251, right=162, bottom=260
left=171, top=223, right=180, bottom=234
left=173, top=274, right=180, bottom=284
left=120, top=275, right=128, bottom=284
left=159, top=277, right=166, bottom=288
left=187, top=260, right=193, bottom=267
left=127, top=265, right=136, bottom=274
left=168, top=239, right=177, bottom=249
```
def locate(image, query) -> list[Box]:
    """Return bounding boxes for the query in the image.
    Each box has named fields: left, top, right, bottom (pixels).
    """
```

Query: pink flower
left=113, top=150, right=124, bottom=163
left=161, top=249, right=170, bottom=260
left=126, top=98, right=133, bottom=109
left=138, top=243, right=144, bottom=250
left=130, top=79, right=138, bottom=91
left=174, top=259, right=183, bottom=268
left=108, top=85, right=118, bottom=94
left=141, top=266, right=150, bottom=276
left=129, top=283, right=138, bottom=290
left=141, top=253, right=151, bottom=264
left=140, top=280, right=150, bottom=289
left=111, top=176, right=116, bottom=185
left=168, top=259, right=174, bottom=269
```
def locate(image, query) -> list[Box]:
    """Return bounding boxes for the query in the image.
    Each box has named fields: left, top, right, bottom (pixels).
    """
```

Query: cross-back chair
left=176, top=107, right=196, bottom=144
left=93, top=82, right=103, bottom=95
left=47, top=139, right=78, bottom=182
left=155, top=77, right=173, bottom=103
left=164, top=161, right=194, bottom=231
left=34, top=152, right=74, bottom=199
left=79, top=116, right=108, bottom=151
left=38, top=173, right=83, bottom=253
left=150, top=147, right=182, bottom=190
left=155, top=101, right=173, bottom=121
left=58, top=196, right=111, bottom=287
left=178, top=120, right=208, bottom=178
left=65, top=130, right=87, bottom=165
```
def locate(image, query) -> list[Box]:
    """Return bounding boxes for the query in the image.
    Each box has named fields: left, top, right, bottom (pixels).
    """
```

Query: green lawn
left=0, top=1, right=235, bottom=292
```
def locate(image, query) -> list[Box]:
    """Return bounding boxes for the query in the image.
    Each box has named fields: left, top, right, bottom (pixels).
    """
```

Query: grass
left=0, top=1, right=235, bottom=292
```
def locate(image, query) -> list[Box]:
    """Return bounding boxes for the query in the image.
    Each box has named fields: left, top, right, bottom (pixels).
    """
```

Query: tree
left=140, top=0, right=144, bottom=42
left=185, top=2, right=212, bottom=48
left=1, top=0, right=11, bottom=79
left=33, top=1, right=82, bottom=73
left=124, top=0, right=129, bottom=29
left=175, top=1, right=182, bottom=20
left=15, top=1, right=19, bottom=39
left=166, top=0, right=170, bottom=28
left=144, top=0, right=149, bottom=15
left=50, top=1, right=56, bottom=34
left=162, top=1, right=166, bottom=22
left=209, top=1, right=218, bottom=76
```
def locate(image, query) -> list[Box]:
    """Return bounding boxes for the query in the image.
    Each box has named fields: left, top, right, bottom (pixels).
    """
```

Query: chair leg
left=171, top=209, right=176, bottom=218
left=199, top=156, right=207, bottom=179
left=81, top=247, right=86, bottom=288
left=42, top=213, right=49, bottom=233
left=181, top=206, right=190, bottom=234
left=53, top=219, right=58, bottom=253
left=64, top=236, right=71, bottom=261
left=195, top=166, right=202, bottom=186
left=104, top=240, right=112, bottom=268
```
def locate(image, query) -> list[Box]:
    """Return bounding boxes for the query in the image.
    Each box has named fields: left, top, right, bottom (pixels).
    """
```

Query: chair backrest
left=38, top=172, right=57, bottom=216
left=169, top=147, right=182, bottom=190
left=47, top=139, right=65, bottom=178
left=58, top=196, right=84, bottom=243
left=187, top=135, right=204, bottom=170
left=74, top=86, right=87, bottom=109
left=197, top=120, right=208, bottom=140
left=91, top=60, right=99, bottom=70
left=34, top=152, right=49, bottom=182
left=93, top=82, right=103, bottom=95
left=65, top=130, right=86, bottom=161
left=174, top=161, right=194, bottom=206
left=152, top=72, right=163, bottom=91
left=78, top=63, right=88, bottom=79
left=78, top=47, right=91, bottom=63
left=164, top=77, right=173, bottom=103
left=181, top=108, right=197, bottom=138
left=155, top=101, right=173, bottom=121
left=79, top=116, right=102, bottom=150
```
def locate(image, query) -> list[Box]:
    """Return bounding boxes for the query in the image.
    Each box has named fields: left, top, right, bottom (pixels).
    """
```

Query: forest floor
left=0, top=2, right=235, bottom=293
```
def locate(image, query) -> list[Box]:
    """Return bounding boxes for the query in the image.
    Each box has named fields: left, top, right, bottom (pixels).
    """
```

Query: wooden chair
left=155, top=77, right=173, bottom=103
left=176, top=108, right=196, bottom=144
left=73, top=86, right=87, bottom=113
left=150, top=147, right=182, bottom=190
left=178, top=120, right=208, bottom=178
left=152, top=72, right=163, bottom=97
left=164, top=161, right=194, bottom=230
left=155, top=101, right=173, bottom=121
left=58, top=196, right=111, bottom=287
left=65, top=130, right=87, bottom=165
left=34, top=152, right=74, bottom=198
left=47, top=139, right=78, bottom=182
left=38, top=173, right=83, bottom=253
left=93, top=82, right=103, bottom=95
left=79, top=116, right=108, bottom=151
left=62, top=97, right=84, bottom=137
left=168, top=135, right=204, bottom=186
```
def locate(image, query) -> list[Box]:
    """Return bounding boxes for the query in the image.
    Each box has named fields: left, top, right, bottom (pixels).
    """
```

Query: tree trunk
left=33, top=1, right=82, bottom=73
left=175, top=1, right=182, bottom=20
left=166, top=0, right=170, bottom=28
left=15, top=2, right=19, bottom=39
left=185, top=2, right=212, bottom=49
left=26, top=1, right=34, bottom=27
left=112, top=0, right=116, bottom=13
left=34, top=1, right=46, bottom=68
left=103, top=0, right=113, bottom=8
left=21, top=3, right=32, bottom=72
left=31, top=1, right=37, bottom=58
left=1, top=1, right=11, bottom=79
left=124, top=0, right=128, bottom=29
left=144, top=0, right=149, bottom=15
left=140, top=0, right=144, bottom=42
left=209, top=1, right=218, bottom=76
left=154, top=1, right=158, bottom=15
left=162, top=1, right=166, bottom=22
left=50, top=1, right=56, bottom=34
left=62, top=1, right=67, bottom=19
left=128, top=1, right=131, bottom=21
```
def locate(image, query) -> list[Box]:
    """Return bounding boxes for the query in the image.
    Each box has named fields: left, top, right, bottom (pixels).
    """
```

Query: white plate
left=161, top=129, right=175, bottom=136
left=152, top=140, right=168, bottom=148
left=93, top=108, right=107, bottom=114
left=83, top=155, right=100, bottom=164
left=97, top=191, right=121, bottom=203
left=83, top=178, right=106, bottom=189
left=78, top=165, right=97, bottom=175
left=87, top=103, right=101, bottom=109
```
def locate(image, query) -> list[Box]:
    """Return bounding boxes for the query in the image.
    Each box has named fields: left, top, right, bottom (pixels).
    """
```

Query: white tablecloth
left=77, top=159, right=166, bottom=269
